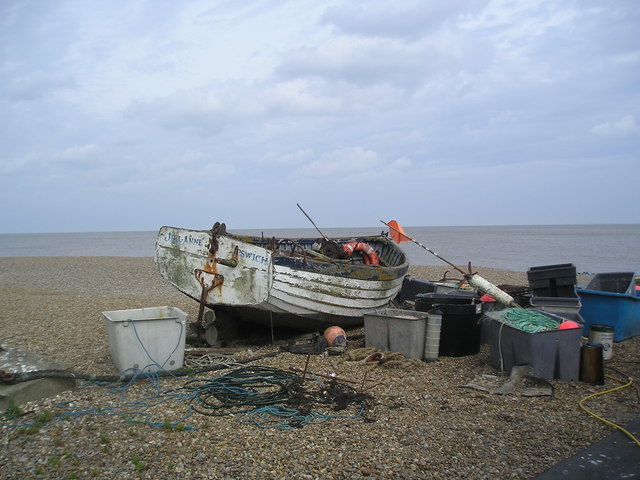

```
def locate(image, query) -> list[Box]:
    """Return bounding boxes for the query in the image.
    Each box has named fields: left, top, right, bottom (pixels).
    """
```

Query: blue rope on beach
left=2, top=320, right=368, bottom=432
left=1, top=373, right=198, bottom=432
left=1, top=365, right=370, bottom=432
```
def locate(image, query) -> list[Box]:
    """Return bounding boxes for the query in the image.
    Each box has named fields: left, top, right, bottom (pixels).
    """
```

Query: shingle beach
left=1, top=257, right=638, bottom=479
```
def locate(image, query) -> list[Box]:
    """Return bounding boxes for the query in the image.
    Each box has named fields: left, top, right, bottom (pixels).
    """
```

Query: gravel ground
left=1, top=257, right=639, bottom=480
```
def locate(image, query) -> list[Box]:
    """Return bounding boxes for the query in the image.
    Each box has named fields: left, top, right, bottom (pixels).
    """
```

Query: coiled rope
left=180, top=366, right=298, bottom=417
left=179, top=366, right=371, bottom=430
left=495, top=308, right=560, bottom=373
left=500, top=308, right=559, bottom=333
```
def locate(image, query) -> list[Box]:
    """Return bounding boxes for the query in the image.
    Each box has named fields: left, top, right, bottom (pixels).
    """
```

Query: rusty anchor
left=190, top=221, right=241, bottom=345
left=195, top=268, right=224, bottom=330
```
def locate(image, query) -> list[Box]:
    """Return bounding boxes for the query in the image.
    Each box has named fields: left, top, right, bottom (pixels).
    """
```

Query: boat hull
left=155, top=226, right=408, bottom=331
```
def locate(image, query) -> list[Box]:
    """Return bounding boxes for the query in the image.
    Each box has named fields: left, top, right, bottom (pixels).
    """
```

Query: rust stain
left=203, top=255, right=223, bottom=293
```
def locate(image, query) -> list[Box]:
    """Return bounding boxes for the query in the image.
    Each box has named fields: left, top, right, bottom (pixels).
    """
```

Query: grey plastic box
left=486, top=314, right=581, bottom=381
left=529, top=296, right=583, bottom=324
left=364, top=308, right=429, bottom=359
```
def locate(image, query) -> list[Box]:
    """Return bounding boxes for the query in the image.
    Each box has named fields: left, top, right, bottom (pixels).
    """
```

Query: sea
left=0, top=224, right=638, bottom=274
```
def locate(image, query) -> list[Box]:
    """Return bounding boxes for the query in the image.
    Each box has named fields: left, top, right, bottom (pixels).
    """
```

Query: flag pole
left=381, top=220, right=466, bottom=275
left=381, top=220, right=520, bottom=308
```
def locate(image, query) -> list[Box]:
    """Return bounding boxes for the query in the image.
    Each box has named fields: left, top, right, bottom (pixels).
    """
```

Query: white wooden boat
left=155, top=223, right=409, bottom=343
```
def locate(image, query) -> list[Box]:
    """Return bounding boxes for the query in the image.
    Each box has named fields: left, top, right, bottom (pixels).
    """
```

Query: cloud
left=322, top=1, right=483, bottom=41
left=276, top=30, right=492, bottom=90
left=0, top=152, right=39, bottom=175
left=265, top=79, right=344, bottom=115
left=591, top=115, right=639, bottom=137
left=292, top=147, right=410, bottom=180
left=260, top=149, right=314, bottom=166
left=55, top=144, right=98, bottom=160
left=265, top=79, right=410, bottom=120
left=611, top=50, right=640, bottom=65
left=2, top=73, right=76, bottom=102
left=125, top=88, right=233, bottom=135
left=2, top=145, right=97, bottom=178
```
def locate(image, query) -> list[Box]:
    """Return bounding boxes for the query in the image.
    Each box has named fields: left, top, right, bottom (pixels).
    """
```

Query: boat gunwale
left=223, top=231, right=408, bottom=274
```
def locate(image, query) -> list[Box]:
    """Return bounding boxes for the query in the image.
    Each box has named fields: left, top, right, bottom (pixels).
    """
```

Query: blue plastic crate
left=577, top=288, right=640, bottom=341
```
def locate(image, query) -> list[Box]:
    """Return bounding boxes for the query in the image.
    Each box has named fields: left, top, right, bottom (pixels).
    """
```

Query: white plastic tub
left=102, top=306, right=187, bottom=373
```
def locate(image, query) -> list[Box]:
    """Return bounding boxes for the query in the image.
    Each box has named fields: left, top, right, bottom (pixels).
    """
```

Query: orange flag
left=387, top=220, right=411, bottom=243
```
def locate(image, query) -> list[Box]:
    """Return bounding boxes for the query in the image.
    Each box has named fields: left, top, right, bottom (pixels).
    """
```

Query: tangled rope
left=180, top=366, right=298, bottom=417
left=179, top=365, right=372, bottom=430
left=338, top=347, right=424, bottom=369
left=183, top=353, right=239, bottom=369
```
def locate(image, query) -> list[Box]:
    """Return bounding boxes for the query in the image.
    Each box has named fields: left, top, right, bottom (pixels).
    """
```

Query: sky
left=1, top=0, right=639, bottom=234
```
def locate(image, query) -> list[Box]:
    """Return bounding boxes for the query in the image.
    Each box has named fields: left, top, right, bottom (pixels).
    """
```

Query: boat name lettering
left=164, top=232, right=203, bottom=246
left=238, top=249, right=268, bottom=265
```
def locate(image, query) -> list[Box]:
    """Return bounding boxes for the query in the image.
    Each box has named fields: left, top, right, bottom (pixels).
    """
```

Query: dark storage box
left=486, top=313, right=581, bottom=381
left=527, top=263, right=578, bottom=298
left=397, top=276, right=472, bottom=304
left=586, top=272, right=636, bottom=295
left=397, top=276, right=437, bottom=303
left=415, top=293, right=483, bottom=357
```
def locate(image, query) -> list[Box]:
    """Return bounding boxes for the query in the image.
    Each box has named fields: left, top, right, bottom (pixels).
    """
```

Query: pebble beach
left=1, top=257, right=639, bottom=479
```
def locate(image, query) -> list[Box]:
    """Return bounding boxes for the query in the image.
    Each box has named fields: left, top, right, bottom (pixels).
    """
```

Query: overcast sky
left=1, top=0, right=638, bottom=233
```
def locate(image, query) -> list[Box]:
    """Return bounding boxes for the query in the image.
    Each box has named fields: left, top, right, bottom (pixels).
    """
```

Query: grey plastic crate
left=529, top=296, right=583, bottom=324
left=486, top=315, right=581, bottom=381
left=364, top=308, right=429, bottom=359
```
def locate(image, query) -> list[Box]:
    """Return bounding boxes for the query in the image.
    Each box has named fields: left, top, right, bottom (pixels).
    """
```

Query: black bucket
left=415, top=293, right=483, bottom=357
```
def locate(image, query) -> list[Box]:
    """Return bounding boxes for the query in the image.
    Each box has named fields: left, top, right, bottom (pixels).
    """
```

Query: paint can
left=588, top=324, right=614, bottom=360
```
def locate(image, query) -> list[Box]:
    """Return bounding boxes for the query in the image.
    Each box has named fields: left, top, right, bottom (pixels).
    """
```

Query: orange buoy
left=323, top=326, right=346, bottom=347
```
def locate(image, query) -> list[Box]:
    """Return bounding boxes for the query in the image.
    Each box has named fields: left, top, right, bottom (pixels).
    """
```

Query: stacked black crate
left=526, top=263, right=583, bottom=323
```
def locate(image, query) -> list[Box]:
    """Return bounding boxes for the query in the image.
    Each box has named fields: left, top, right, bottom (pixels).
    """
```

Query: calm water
left=0, top=225, right=638, bottom=273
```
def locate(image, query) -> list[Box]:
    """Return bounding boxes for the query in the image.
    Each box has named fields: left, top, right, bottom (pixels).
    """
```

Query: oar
left=381, top=220, right=520, bottom=308
left=297, top=203, right=330, bottom=242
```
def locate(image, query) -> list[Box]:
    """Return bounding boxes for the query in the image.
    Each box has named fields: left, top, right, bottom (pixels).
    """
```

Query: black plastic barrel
left=415, top=293, right=483, bottom=357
